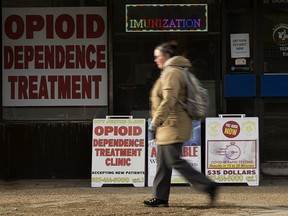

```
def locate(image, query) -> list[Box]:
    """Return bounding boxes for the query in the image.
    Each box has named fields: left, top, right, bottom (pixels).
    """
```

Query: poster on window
left=148, top=119, right=202, bottom=186
left=2, top=7, right=107, bottom=106
left=230, top=33, right=250, bottom=58
left=205, top=116, right=259, bottom=186
left=91, top=117, right=145, bottom=187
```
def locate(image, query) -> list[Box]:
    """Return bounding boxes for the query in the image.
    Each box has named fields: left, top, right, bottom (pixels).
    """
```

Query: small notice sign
left=230, top=33, right=250, bottom=58
left=91, top=116, right=145, bottom=187
left=235, top=58, right=246, bottom=65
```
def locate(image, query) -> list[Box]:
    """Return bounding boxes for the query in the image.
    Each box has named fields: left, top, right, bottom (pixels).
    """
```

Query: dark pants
left=153, top=143, right=212, bottom=201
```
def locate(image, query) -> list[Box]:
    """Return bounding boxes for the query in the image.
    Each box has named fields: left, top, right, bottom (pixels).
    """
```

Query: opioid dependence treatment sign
left=91, top=117, right=145, bottom=187
left=126, top=4, right=208, bottom=32
left=2, top=7, right=107, bottom=106
left=148, top=119, right=202, bottom=186
left=205, top=116, right=259, bottom=186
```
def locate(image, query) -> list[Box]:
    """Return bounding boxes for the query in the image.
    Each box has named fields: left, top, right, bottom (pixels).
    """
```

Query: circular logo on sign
left=273, top=24, right=288, bottom=46
left=222, top=121, right=240, bottom=138
left=242, top=121, right=256, bottom=136
left=207, top=122, right=221, bottom=137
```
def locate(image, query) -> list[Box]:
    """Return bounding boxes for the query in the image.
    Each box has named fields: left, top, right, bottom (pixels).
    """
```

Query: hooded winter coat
left=150, top=56, right=193, bottom=145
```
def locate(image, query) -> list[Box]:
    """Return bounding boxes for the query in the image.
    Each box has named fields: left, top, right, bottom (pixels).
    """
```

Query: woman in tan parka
left=144, top=42, right=218, bottom=208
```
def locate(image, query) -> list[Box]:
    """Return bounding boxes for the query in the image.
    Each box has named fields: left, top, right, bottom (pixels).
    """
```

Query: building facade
left=1, top=0, right=288, bottom=179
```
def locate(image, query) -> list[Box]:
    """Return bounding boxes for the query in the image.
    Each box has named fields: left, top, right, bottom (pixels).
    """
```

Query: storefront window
left=264, top=99, right=288, bottom=161
left=226, top=98, right=255, bottom=117
left=1, top=0, right=108, bottom=120
left=112, top=0, right=221, bottom=118
left=263, top=2, right=288, bottom=73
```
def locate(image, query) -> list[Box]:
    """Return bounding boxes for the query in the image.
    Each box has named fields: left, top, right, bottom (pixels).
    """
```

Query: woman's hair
left=155, top=42, right=178, bottom=57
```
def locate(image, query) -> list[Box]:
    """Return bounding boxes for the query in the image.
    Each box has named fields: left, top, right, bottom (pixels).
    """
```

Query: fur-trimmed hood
left=163, top=56, right=192, bottom=69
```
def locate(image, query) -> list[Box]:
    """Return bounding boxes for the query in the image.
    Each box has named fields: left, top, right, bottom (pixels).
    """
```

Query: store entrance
left=261, top=3, right=288, bottom=162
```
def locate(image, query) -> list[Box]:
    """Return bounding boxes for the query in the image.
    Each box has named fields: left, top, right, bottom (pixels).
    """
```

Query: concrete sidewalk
left=0, top=178, right=288, bottom=215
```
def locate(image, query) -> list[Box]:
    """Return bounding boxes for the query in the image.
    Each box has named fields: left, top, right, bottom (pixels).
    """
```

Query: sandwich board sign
left=206, top=114, right=259, bottom=186
left=91, top=116, right=145, bottom=187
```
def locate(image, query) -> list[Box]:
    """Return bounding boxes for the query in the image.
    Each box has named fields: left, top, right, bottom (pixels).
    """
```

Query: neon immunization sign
left=126, top=4, right=208, bottom=32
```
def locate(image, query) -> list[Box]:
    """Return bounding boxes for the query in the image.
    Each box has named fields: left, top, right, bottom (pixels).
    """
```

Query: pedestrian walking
left=144, top=42, right=218, bottom=207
